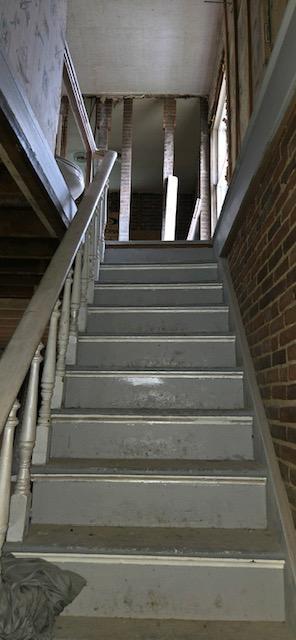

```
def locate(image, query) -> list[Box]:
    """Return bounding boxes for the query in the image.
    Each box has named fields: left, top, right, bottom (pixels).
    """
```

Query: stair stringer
left=218, top=256, right=296, bottom=631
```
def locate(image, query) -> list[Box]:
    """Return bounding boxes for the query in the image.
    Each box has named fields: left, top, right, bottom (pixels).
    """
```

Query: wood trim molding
left=0, top=50, right=76, bottom=233
left=214, top=0, right=296, bottom=256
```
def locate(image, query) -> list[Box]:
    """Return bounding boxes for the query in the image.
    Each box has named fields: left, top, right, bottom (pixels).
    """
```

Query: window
left=211, top=74, right=229, bottom=227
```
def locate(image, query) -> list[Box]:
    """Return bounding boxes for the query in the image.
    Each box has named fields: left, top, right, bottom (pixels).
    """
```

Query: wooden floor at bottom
left=54, top=618, right=295, bottom=639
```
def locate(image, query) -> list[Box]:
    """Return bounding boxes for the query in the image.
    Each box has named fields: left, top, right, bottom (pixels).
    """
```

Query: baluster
left=7, top=345, right=43, bottom=541
left=96, top=200, right=103, bottom=281
left=87, top=218, right=96, bottom=304
left=0, top=400, right=20, bottom=557
left=97, top=188, right=107, bottom=277
left=32, top=301, right=60, bottom=465
left=78, top=234, right=90, bottom=332
left=66, top=248, right=82, bottom=365
left=51, top=271, right=73, bottom=408
left=93, top=206, right=100, bottom=281
left=101, top=185, right=108, bottom=263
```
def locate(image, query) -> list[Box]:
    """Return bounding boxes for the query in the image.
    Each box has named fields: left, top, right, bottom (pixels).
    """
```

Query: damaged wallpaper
left=0, top=0, right=67, bottom=151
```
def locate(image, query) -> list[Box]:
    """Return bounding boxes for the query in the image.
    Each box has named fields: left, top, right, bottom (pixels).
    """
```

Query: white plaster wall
left=0, top=0, right=67, bottom=151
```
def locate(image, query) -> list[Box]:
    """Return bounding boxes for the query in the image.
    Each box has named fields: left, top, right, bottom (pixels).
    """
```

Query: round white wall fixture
left=56, top=156, right=85, bottom=200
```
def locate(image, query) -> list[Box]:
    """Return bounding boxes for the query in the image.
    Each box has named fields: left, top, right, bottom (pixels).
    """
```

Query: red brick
left=280, top=407, right=296, bottom=423
left=288, top=344, right=296, bottom=360
left=285, top=306, right=296, bottom=326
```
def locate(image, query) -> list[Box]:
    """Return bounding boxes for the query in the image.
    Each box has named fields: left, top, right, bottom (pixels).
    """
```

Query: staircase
left=9, top=242, right=294, bottom=639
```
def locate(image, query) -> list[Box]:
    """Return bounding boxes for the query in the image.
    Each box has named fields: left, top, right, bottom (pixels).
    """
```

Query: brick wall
left=227, top=98, right=296, bottom=522
left=106, top=192, right=195, bottom=241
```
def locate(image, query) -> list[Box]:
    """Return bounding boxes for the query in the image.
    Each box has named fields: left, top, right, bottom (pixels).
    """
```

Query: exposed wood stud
left=119, top=98, right=133, bottom=241
left=162, top=97, right=177, bottom=186
left=96, top=98, right=113, bottom=151
left=223, top=0, right=233, bottom=178
left=199, top=98, right=211, bottom=241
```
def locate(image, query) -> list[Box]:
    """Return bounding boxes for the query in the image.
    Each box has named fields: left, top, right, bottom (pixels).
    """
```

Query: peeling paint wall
left=0, top=0, right=67, bottom=151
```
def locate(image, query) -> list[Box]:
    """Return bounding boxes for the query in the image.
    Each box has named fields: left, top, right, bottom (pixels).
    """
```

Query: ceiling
left=66, top=0, right=223, bottom=96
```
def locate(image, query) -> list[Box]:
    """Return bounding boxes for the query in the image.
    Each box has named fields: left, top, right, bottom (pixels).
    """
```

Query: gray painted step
left=54, top=618, right=295, bottom=640
left=50, top=413, right=254, bottom=460
left=34, top=459, right=263, bottom=476
left=99, top=263, right=219, bottom=284
left=63, top=370, right=245, bottom=410
left=87, top=306, right=229, bottom=335
left=31, top=473, right=267, bottom=528
left=77, top=335, right=236, bottom=369
left=9, top=524, right=280, bottom=557
left=14, top=551, right=284, bottom=621
left=93, top=283, right=224, bottom=306
left=104, top=242, right=215, bottom=264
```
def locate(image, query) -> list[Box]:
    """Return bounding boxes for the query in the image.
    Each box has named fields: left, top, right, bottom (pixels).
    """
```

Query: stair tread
left=78, top=334, right=236, bottom=340
left=94, top=283, right=222, bottom=288
left=53, top=618, right=295, bottom=640
left=88, top=304, right=229, bottom=310
left=105, top=241, right=213, bottom=247
left=7, top=524, right=281, bottom=558
left=65, top=368, right=244, bottom=375
left=32, top=459, right=264, bottom=476
left=51, top=408, right=254, bottom=419
left=101, top=262, right=218, bottom=267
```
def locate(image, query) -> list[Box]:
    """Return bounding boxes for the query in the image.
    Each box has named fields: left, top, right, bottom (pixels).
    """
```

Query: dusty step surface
left=63, top=369, right=245, bottom=411
left=99, top=263, right=219, bottom=284
left=86, top=306, right=230, bottom=335
left=76, top=335, right=237, bottom=369
left=13, top=550, right=285, bottom=620
left=54, top=618, right=296, bottom=640
left=50, top=413, right=254, bottom=460
left=9, top=524, right=281, bottom=558
left=31, top=469, right=267, bottom=528
left=37, top=458, right=262, bottom=475
left=93, top=283, right=224, bottom=306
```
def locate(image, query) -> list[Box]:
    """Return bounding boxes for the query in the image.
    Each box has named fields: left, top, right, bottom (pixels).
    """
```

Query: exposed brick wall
left=106, top=192, right=195, bottom=241
left=227, top=98, right=296, bottom=523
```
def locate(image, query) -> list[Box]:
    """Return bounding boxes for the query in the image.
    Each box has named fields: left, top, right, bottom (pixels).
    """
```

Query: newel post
left=7, top=344, right=43, bottom=541
left=32, top=301, right=60, bottom=465
left=0, top=400, right=20, bottom=558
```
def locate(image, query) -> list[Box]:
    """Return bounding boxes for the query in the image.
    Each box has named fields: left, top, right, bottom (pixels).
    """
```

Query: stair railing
left=0, top=150, right=116, bottom=549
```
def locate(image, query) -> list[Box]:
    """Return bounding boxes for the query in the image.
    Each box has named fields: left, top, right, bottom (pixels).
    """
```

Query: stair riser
left=77, top=339, right=236, bottom=369
left=31, top=477, right=266, bottom=528
left=87, top=309, right=229, bottom=335
left=64, top=374, right=244, bottom=410
left=20, top=554, right=283, bottom=621
left=93, top=286, right=223, bottom=306
left=99, top=265, right=219, bottom=284
left=104, top=247, right=215, bottom=264
left=50, top=419, right=254, bottom=460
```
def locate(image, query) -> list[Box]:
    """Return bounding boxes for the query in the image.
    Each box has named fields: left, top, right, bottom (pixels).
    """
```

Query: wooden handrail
left=63, top=44, right=97, bottom=155
left=0, top=150, right=116, bottom=433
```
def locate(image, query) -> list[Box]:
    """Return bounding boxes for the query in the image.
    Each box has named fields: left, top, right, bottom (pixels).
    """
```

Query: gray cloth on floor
left=0, top=553, right=86, bottom=639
